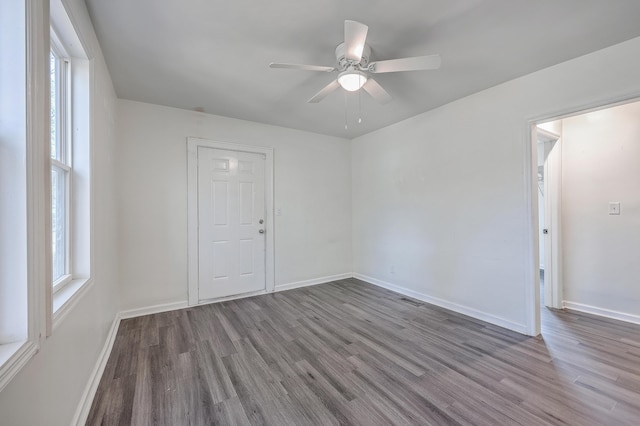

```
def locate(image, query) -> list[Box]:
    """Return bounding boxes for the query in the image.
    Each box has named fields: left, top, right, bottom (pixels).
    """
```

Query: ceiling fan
left=269, top=20, right=441, bottom=104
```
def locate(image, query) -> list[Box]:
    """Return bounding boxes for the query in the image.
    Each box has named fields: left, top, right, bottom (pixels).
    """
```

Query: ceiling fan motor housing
left=335, top=42, right=371, bottom=71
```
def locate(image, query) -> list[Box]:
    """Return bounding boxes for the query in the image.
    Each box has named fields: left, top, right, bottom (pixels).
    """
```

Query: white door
left=536, top=128, right=562, bottom=310
left=197, top=147, right=266, bottom=301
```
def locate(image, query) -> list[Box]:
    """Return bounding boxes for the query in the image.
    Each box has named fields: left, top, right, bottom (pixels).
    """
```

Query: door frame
left=187, top=137, right=275, bottom=306
left=525, top=123, right=567, bottom=336
left=524, top=92, right=640, bottom=336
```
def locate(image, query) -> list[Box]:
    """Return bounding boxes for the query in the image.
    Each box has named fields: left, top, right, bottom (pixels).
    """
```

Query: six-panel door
left=197, top=147, right=266, bottom=301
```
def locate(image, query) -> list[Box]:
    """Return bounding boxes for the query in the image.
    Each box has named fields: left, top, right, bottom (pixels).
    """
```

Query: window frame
left=50, top=30, right=73, bottom=294
left=49, top=0, right=94, bottom=331
left=1, top=0, right=95, bottom=393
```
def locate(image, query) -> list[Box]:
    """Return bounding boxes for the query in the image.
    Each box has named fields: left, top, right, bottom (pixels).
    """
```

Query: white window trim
left=0, top=341, right=39, bottom=393
left=53, top=274, right=73, bottom=294
left=51, top=158, right=72, bottom=293
left=48, top=0, right=94, bottom=331
left=50, top=29, right=75, bottom=295
left=50, top=29, right=70, bottom=162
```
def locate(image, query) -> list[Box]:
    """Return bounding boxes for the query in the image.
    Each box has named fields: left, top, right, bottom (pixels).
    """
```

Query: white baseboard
left=72, top=314, right=122, bottom=425
left=353, top=273, right=528, bottom=335
left=563, top=301, right=640, bottom=325
left=119, top=301, right=190, bottom=320
left=118, top=272, right=354, bottom=322
left=119, top=274, right=354, bottom=321
left=275, top=273, right=353, bottom=292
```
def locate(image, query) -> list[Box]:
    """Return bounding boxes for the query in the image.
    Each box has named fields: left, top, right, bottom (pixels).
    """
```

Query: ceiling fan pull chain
left=358, top=78, right=362, bottom=124
left=344, top=91, right=348, bottom=130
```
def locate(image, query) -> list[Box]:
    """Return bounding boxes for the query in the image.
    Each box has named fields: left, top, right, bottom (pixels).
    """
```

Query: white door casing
left=524, top=95, right=640, bottom=336
left=526, top=124, right=563, bottom=336
left=187, top=138, right=274, bottom=305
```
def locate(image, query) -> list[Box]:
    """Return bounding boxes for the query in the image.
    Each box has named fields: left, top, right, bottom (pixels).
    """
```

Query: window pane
left=51, top=166, right=66, bottom=282
left=50, top=51, right=57, bottom=160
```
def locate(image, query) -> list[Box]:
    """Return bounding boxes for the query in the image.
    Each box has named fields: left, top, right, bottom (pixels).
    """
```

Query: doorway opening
left=529, top=96, right=640, bottom=335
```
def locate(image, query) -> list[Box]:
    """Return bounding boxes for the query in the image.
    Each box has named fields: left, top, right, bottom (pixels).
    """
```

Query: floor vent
left=400, top=297, right=422, bottom=307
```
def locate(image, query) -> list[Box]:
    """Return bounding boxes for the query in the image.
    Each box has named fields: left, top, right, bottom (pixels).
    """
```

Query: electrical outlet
left=609, top=202, right=620, bottom=215
left=390, top=265, right=395, bottom=274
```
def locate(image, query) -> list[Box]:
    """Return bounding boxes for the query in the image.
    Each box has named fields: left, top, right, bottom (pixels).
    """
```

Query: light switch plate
left=609, top=202, right=620, bottom=215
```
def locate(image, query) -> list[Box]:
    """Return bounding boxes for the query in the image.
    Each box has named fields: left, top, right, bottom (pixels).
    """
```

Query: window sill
left=53, top=274, right=73, bottom=294
left=0, top=340, right=39, bottom=393
left=53, top=277, right=93, bottom=331
left=0, top=281, right=92, bottom=393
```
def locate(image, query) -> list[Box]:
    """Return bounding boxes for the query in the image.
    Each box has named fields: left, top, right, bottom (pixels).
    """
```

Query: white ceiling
left=85, top=0, right=640, bottom=139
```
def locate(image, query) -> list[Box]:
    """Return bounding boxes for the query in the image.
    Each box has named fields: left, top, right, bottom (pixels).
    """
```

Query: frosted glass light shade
left=338, top=71, right=367, bottom=91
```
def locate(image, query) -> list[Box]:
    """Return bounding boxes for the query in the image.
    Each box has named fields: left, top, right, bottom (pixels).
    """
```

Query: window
left=49, top=0, right=92, bottom=325
left=1, top=0, right=92, bottom=392
left=50, top=41, right=72, bottom=292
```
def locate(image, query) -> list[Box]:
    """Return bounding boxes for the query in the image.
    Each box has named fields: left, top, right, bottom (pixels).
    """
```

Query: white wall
left=116, top=100, right=352, bottom=310
left=0, top=0, right=119, bottom=424
left=562, top=101, right=640, bottom=318
left=352, top=36, right=640, bottom=333
left=3, top=17, right=639, bottom=426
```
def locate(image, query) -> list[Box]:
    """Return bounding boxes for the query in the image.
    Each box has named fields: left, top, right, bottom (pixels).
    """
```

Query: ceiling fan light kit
left=338, top=70, right=368, bottom=91
left=269, top=19, right=441, bottom=111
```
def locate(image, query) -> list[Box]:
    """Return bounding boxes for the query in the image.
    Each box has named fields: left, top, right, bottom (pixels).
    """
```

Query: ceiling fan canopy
left=269, top=20, right=441, bottom=104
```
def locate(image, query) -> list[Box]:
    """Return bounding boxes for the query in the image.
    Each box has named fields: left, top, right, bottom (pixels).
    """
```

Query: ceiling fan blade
left=344, top=20, right=368, bottom=62
left=362, top=78, right=392, bottom=104
left=269, top=62, right=336, bottom=72
left=307, top=80, right=340, bottom=103
left=369, top=54, right=441, bottom=73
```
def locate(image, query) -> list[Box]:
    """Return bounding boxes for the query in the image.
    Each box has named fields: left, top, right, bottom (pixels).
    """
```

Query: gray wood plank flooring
left=87, top=279, right=640, bottom=425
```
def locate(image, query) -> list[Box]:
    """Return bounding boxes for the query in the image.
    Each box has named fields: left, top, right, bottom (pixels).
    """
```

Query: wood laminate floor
left=87, top=279, right=640, bottom=425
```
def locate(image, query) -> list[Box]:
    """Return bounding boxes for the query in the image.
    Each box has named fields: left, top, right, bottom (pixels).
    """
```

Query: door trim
left=526, top=124, right=564, bottom=336
left=187, top=137, right=275, bottom=306
left=523, top=92, right=640, bottom=336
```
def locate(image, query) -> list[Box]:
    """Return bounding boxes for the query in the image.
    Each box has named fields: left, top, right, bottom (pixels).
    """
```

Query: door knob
left=259, top=229, right=265, bottom=234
